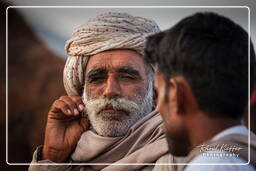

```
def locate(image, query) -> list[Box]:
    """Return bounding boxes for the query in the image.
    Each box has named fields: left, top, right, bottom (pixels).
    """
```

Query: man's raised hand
left=42, top=96, right=89, bottom=162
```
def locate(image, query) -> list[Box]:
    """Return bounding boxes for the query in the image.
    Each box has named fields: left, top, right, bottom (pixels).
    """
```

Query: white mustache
left=85, top=97, right=140, bottom=116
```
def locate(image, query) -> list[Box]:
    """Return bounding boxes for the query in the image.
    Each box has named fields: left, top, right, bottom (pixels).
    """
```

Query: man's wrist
left=42, top=146, right=69, bottom=163
left=29, top=146, right=73, bottom=171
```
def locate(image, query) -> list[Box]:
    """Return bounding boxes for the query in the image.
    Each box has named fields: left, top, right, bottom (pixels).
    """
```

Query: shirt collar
left=211, top=125, right=248, bottom=141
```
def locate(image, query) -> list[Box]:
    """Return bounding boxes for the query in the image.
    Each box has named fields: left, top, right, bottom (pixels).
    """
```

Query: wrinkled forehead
left=85, top=50, right=147, bottom=75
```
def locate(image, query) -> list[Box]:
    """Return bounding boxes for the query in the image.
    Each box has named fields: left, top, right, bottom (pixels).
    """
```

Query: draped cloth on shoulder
left=63, top=12, right=160, bottom=96
left=71, top=110, right=169, bottom=171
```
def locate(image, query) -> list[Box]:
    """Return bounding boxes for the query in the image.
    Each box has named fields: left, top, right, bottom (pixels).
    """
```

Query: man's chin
left=93, top=122, right=128, bottom=137
left=166, top=136, right=190, bottom=156
left=168, top=146, right=189, bottom=156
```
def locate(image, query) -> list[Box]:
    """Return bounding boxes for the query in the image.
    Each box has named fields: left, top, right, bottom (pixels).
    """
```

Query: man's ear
left=169, top=78, right=185, bottom=115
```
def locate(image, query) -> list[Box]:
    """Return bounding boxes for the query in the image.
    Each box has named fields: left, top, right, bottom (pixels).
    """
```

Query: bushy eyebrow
left=86, top=68, right=107, bottom=79
left=86, top=66, right=142, bottom=79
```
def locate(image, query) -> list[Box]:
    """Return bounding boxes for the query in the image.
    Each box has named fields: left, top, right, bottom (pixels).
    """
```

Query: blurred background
left=5, top=4, right=254, bottom=58
left=1, top=0, right=256, bottom=171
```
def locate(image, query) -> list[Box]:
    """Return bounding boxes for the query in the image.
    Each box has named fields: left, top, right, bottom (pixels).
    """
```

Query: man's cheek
left=85, top=86, right=101, bottom=99
left=133, top=86, right=147, bottom=99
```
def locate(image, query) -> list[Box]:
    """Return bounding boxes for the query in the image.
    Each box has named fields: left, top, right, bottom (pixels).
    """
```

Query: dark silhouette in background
left=1, top=1, right=65, bottom=170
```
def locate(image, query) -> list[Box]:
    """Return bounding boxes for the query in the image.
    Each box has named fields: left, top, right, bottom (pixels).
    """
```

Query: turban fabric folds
left=63, top=12, right=160, bottom=96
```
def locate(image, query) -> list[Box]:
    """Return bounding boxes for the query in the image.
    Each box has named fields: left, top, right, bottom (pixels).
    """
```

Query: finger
left=70, top=96, right=85, bottom=112
left=59, top=96, right=79, bottom=115
left=52, top=99, right=72, bottom=116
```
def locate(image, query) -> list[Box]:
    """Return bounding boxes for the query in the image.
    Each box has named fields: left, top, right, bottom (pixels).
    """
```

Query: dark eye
left=120, top=75, right=135, bottom=80
left=88, top=76, right=105, bottom=83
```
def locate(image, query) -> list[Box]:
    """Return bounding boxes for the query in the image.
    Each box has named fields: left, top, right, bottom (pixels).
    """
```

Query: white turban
left=63, top=12, right=160, bottom=96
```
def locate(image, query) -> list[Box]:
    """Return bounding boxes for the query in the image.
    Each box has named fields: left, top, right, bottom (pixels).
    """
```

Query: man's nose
left=103, top=76, right=121, bottom=98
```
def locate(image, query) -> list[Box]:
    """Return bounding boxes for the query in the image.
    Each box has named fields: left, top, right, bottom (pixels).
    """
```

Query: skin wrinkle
left=63, top=12, right=160, bottom=97
left=38, top=12, right=164, bottom=166
left=82, top=50, right=154, bottom=137
left=85, top=66, right=142, bottom=85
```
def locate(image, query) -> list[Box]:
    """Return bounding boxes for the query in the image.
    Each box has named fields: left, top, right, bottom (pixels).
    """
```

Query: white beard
left=82, top=85, right=153, bottom=137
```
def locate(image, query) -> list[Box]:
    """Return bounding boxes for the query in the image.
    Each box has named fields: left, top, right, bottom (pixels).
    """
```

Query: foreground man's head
left=144, top=12, right=256, bottom=156
left=64, top=12, right=159, bottom=137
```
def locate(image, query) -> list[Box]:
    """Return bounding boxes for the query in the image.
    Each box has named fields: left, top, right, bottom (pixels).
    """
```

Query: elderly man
left=29, top=12, right=168, bottom=171
left=145, top=12, right=256, bottom=171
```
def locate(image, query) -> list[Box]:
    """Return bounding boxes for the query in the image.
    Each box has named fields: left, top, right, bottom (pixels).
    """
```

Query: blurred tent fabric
left=1, top=1, right=65, bottom=170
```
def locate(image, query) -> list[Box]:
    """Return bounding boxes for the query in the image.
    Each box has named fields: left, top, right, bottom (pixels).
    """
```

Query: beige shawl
left=71, top=110, right=168, bottom=171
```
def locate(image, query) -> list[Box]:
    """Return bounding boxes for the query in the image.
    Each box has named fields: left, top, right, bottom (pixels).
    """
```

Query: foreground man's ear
left=169, top=78, right=185, bottom=115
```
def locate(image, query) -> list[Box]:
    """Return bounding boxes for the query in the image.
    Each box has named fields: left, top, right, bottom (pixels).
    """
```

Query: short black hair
left=144, top=12, right=256, bottom=119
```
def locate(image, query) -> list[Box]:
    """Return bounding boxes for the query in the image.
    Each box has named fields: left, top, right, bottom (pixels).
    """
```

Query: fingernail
left=67, top=109, right=71, bottom=115
left=79, top=104, right=84, bottom=111
left=74, top=108, right=79, bottom=115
